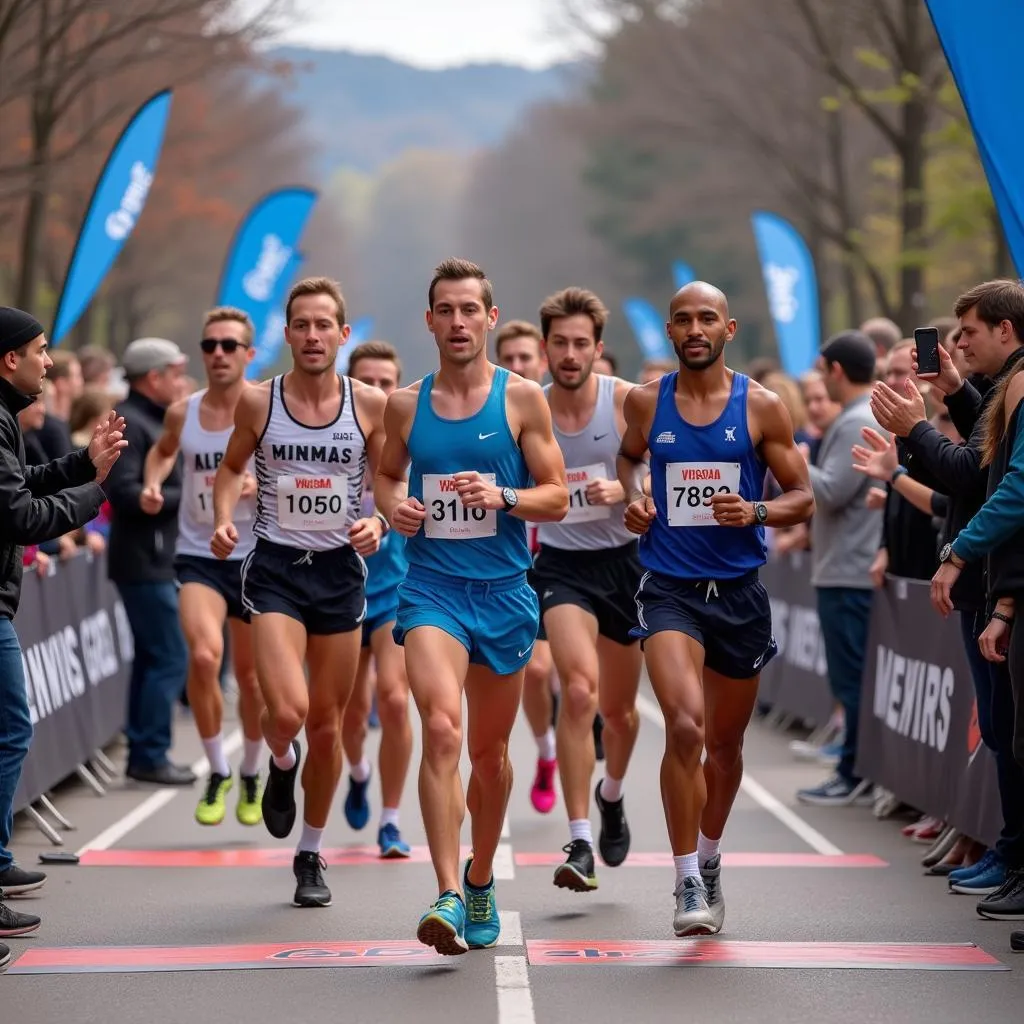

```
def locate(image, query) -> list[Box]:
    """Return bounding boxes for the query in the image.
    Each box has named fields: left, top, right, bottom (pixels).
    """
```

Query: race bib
left=423, top=473, right=497, bottom=540
left=276, top=475, right=347, bottom=532
left=190, top=470, right=217, bottom=525
left=665, top=462, right=741, bottom=527
left=564, top=463, right=612, bottom=525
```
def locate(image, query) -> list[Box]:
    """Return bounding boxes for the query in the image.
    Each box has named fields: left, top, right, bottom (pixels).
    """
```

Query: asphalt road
left=3, top=681, right=1021, bottom=1023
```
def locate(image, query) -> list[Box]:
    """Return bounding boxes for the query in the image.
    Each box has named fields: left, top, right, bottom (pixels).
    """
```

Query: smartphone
left=914, top=327, right=941, bottom=375
left=39, top=851, right=79, bottom=865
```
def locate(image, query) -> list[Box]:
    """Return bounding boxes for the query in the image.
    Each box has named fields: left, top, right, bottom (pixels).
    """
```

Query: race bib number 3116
left=665, top=462, right=741, bottom=527
left=423, top=473, right=497, bottom=540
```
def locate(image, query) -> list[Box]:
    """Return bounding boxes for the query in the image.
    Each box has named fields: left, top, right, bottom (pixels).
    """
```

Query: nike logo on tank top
left=405, top=366, right=531, bottom=581
left=253, top=374, right=368, bottom=552
left=176, top=390, right=256, bottom=560
left=642, top=371, right=767, bottom=580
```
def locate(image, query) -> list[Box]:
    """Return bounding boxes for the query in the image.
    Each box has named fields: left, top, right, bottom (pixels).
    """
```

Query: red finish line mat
left=8, top=941, right=449, bottom=975
left=78, top=848, right=887, bottom=869
left=526, top=940, right=1008, bottom=971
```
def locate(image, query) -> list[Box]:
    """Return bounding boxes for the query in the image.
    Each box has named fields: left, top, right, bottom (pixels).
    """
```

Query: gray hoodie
left=809, top=393, right=883, bottom=589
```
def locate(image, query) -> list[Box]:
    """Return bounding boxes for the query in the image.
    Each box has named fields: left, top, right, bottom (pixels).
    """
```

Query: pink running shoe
left=531, top=757, right=557, bottom=814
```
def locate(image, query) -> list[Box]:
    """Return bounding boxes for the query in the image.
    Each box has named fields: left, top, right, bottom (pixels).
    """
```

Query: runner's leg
left=371, top=622, right=413, bottom=848
left=228, top=617, right=265, bottom=823
left=523, top=640, right=558, bottom=813
left=341, top=648, right=374, bottom=830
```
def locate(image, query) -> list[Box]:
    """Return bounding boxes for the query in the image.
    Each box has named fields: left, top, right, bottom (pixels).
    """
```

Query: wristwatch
left=891, top=466, right=908, bottom=484
left=501, top=487, right=519, bottom=511
left=939, top=542, right=964, bottom=568
left=753, top=502, right=768, bottom=525
left=373, top=510, right=390, bottom=535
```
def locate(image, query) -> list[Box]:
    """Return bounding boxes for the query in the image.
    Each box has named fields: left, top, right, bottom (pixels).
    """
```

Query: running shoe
left=0, top=864, right=45, bottom=895
left=948, top=849, right=999, bottom=886
left=553, top=839, right=598, bottom=892
left=530, top=757, right=557, bottom=814
left=344, top=771, right=372, bottom=830
left=195, top=773, right=232, bottom=826
left=292, top=851, right=331, bottom=908
left=0, top=900, right=40, bottom=938
left=700, top=854, right=725, bottom=933
left=1011, top=930, right=1023, bottom=953
left=463, top=857, right=500, bottom=948
left=236, top=773, right=263, bottom=826
left=673, top=876, right=716, bottom=937
left=417, top=891, right=468, bottom=956
left=595, top=780, right=631, bottom=867
left=976, top=869, right=1024, bottom=920
left=378, top=823, right=411, bottom=859
left=0, top=941, right=9, bottom=972
left=262, top=740, right=300, bottom=839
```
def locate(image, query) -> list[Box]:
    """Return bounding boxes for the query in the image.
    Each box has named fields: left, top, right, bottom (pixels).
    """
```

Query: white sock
left=697, top=831, right=721, bottom=867
left=350, top=757, right=372, bottom=783
left=674, top=852, right=700, bottom=887
left=600, top=775, right=623, bottom=803
left=202, top=733, right=230, bottom=777
left=536, top=728, right=556, bottom=761
left=272, top=743, right=297, bottom=772
left=240, top=737, right=264, bottom=777
left=297, top=821, right=324, bottom=854
left=569, top=818, right=593, bottom=844
left=380, top=807, right=400, bottom=829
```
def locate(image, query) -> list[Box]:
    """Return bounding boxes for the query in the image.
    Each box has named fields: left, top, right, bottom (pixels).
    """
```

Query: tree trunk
left=14, top=113, right=51, bottom=312
left=991, top=209, right=1017, bottom=278
left=826, top=107, right=862, bottom=326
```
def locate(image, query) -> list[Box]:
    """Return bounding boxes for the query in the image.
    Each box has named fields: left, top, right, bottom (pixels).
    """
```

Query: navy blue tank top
left=641, top=371, right=767, bottom=580
left=405, top=366, right=531, bottom=581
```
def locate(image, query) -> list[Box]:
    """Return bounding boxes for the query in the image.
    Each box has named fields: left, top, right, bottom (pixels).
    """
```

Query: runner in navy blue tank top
left=616, top=281, right=814, bottom=939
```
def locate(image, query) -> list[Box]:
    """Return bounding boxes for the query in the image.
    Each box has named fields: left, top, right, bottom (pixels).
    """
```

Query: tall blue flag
left=245, top=251, right=305, bottom=380
left=672, top=262, right=696, bottom=290
left=750, top=211, right=821, bottom=377
left=51, top=90, right=173, bottom=345
left=924, top=0, right=1024, bottom=274
left=622, top=297, right=673, bottom=363
left=217, top=186, right=318, bottom=371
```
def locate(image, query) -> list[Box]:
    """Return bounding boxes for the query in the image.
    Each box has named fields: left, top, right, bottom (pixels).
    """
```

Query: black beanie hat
left=0, top=307, right=45, bottom=357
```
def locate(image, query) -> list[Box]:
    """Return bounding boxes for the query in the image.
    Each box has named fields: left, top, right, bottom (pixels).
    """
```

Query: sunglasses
left=200, top=338, right=249, bottom=355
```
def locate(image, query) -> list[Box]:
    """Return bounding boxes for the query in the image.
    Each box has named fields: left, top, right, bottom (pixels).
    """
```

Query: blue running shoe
left=378, top=822, right=411, bottom=859
left=463, top=858, right=500, bottom=949
left=948, top=849, right=1000, bottom=887
left=950, top=854, right=1006, bottom=895
left=417, top=891, right=468, bottom=956
left=344, top=772, right=371, bottom=830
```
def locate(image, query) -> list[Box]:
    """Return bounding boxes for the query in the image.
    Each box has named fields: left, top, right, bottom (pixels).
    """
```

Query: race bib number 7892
left=665, top=462, right=741, bottom=527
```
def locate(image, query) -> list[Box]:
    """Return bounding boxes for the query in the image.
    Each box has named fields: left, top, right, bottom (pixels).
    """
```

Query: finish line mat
left=526, top=940, right=1008, bottom=971
left=78, top=848, right=887, bottom=869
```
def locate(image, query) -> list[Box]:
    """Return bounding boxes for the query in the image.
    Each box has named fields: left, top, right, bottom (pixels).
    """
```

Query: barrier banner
left=13, top=554, right=132, bottom=812
left=856, top=577, right=1001, bottom=848
left=758, top=552, right=834, bottom=727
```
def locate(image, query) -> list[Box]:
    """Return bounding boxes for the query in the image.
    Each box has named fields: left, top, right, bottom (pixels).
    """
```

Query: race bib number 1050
left=665, top=462, right=741, bottom=527
left=423, top=473, right=497, bottom=540
left=277, top=476, right=347, bottom=532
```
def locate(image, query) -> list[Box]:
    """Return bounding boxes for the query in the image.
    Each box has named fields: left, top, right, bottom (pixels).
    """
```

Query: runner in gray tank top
left=532, top=287, right=644, bottom=895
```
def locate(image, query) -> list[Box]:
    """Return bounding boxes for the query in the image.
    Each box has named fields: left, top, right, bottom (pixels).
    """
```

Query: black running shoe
left=553, top=839, right=598, bottom=892
left=0, top=941, right=9, bottom=971
left=0, top=863, right=46, bottom=895
left=262, top=740, right=300, bottom=839
left=594, top=780, right=631, bottom=867
left=1011, top=930, right=1023, bottom=953
left=593, top=712, right=605, bottom=761
left=0, top=899, right=40, bottom=938
left=293, top=851, right=331, bottom=908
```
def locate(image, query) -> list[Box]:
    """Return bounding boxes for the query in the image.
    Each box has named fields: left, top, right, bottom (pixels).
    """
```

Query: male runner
left=375, top=258, right=568, bottom=955
left=495, top=320, right=559, bottom=813
left=340, top=340, right=414, bottom=858
left=212, top=276, right=387, bottom=908
left=617, top=281, right=813, bottom=936
left=533, top=287, right=643, bottom=892
left=141, top=307, right=264, bottom=826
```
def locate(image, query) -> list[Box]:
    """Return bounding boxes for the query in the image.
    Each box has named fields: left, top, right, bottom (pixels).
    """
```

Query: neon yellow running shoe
left=236, top=773, right=263, bottom=826
left=195, top=773, right=233, bottom=826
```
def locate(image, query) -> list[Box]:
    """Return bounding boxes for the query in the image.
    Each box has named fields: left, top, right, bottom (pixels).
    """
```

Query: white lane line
left=635, top=693, right=844, bottom=856
left=498, top=910, right=523, bottom=946
left=76, top=728, right=243, bottom=855
left=495, top=955, right=536, bottom=1024
left=501, top=809, right=511, bottom=839
left=493, top=842, right=515, bottom=880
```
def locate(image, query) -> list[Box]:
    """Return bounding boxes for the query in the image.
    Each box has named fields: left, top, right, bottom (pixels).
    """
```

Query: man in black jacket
left=0, top=307, right=125, bottom=954
left=105, top=338, right=195, bottom=786
left=870, top=279, right=1024, bottom=904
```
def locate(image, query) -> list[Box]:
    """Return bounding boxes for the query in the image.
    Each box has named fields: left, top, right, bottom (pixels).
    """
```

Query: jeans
left=816, top=587, right=874, bottom=784
left=960, top=610, right=1024, bottom=867
left=0, top=617, right=33, bottom=869
left=117, top=581, right=187, bottom=771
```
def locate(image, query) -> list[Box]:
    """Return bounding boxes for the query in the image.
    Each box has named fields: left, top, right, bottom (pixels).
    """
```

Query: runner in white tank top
left=532, top=287, right=644, bottom=896
left=210, top=276, right=389, bottom=911
left=140, top=306, right=267, bottom=830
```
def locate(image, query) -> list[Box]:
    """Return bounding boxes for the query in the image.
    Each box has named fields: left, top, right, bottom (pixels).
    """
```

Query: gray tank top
left=537, top=374, right=635, bottom=552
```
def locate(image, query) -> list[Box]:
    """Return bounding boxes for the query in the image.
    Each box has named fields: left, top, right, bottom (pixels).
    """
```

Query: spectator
left=800, top=368, right=842, bottom=458
left=32, top=350, right=82, bottom=459
left=796, top=330, right=882, bottom=807
left=77, top=345, right=116, bottom=389
left=70, top=387, right=115, bottom=449
left=860, top=316, right=902, bottom=375
left=17, top=392, right=48, bottom=467
left=594, top=351, right=617, bottom=375
left=0, top=306, right=124, bottom=949
left=638, top=357, right=674, bottom=383
left=104, top=337, right=195, bottom=787
left=746, top=356, right=779, bottom=383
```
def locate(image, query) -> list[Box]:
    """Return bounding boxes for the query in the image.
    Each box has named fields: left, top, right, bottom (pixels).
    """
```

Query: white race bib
left=564, top=462, right=613, bottom=525
left=666, top=462, right=741, bottom=527
left=190, top=470, right=216, bottom=525
left=423, top=473, right=497, bottom=540
left=276, top=475, right=347, bottom=532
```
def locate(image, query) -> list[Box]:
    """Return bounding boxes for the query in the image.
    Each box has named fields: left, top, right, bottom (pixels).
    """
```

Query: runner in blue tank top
left=617, top=281, right=814, bottom=939
left=375, top=258, right=568, bottom=957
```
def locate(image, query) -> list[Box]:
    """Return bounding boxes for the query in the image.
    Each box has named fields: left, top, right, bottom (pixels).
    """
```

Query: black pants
left=1009, top=597, right=1024, bottom=769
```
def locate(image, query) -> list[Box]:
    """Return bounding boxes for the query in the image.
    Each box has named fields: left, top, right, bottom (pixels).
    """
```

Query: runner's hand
left=585, top=477, right=623, bottom=506
left=211, top=523, right=238, bottom=560
left=454, top=471, right=503, bottom=510
left=624, top=495, right=656, bottom=535
left=349, top=516, right=382, bottom=556
left=392, top=497, right=426, bottom=537
left=710, top=492, right=755, bottom=527
left=140, top=484, right=164, bottom=514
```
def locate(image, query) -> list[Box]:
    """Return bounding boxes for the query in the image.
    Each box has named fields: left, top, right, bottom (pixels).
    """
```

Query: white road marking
left=493, top=842, right=516, bottom=880
left=76, top=729, right=243, bottom=854
left=635, top=692, right=844, bottom=856
left=498, top=910, right=523, bottom=946
left=495, top=955, right=536, bottom=1024
left=501, top=809, right=511, bottom=839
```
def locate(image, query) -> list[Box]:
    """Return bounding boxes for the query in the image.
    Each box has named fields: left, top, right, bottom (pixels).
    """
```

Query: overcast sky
left=258, top=0, right=599, bottom=69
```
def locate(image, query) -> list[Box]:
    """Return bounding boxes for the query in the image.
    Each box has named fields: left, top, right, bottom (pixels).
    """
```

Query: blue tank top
left=405, top=366, right=531, bottom=581
left=641, top=371, right=767, bottom=580
left=365, top=529, right=407, bottom=602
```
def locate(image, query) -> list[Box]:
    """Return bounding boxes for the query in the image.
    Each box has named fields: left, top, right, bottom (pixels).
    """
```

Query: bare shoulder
left=384, top=380, right=421, bottom=423
left=746, top=378, right=791, bottom=434
left=350, top=377, right=387, bottom=420
left=163, top=395, right=190, bottom=431
left=237, top=380, right=271, bottom=424
left=505, top=371, right=545, bottom=403
left=623, top=378, right=660, bottom=418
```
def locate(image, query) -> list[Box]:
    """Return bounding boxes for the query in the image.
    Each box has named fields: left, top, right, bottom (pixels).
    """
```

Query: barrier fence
left=759, top=553, right=1002, bottom=848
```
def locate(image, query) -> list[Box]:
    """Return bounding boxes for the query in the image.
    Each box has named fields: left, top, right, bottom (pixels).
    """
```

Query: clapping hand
left=88, top=411, right=128, bottom=484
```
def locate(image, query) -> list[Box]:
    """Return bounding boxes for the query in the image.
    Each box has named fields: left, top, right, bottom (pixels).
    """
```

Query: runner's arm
left=616, top=385, right=654, bottom=504
left=511, top=382, right=568, bottom=522
left=752, top=388, right=815, bottom=527
left=142, top=398, right=186, bottom=492
left=213, top=387, right=262, bottom=528
left=374, top=388, right=415, bottom=524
